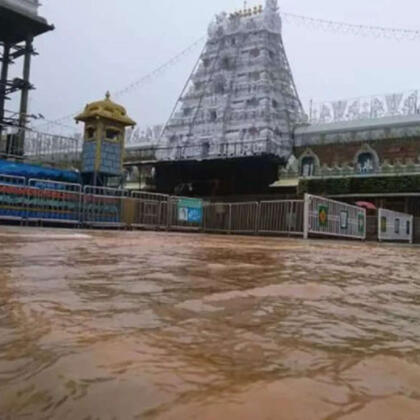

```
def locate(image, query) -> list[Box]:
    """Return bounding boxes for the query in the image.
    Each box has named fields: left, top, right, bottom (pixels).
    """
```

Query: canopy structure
left=356, top=201, right=377, bottom=211
left=0, top=159, right=80, bottom=184
left=0, top=0, right=53, bottom=44
left=0, top=0, right=54, bottom=154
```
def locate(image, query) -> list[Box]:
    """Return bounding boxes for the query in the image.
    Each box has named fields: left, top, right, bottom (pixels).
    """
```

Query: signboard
left=340, top=211, right=348, bottom=230
left=318, top=205, right=328, bottom=227
left=177, top=198, right=203, bottom=224
left=395, top=218, right=400, bottom=234
left=381, top=216, right=387, bottom=233
left=358, top=213, right=365, bottom=234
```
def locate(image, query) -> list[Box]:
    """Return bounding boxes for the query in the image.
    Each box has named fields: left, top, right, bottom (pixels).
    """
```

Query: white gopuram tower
left=157, top=0, right=304, bottom=162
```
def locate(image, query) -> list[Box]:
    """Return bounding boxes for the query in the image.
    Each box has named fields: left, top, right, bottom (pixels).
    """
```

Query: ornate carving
left=353, top=144, right=380, bottom=172
left=159, top=1, right=302, bottom=162
left=310, top=90, right=420, bottom=125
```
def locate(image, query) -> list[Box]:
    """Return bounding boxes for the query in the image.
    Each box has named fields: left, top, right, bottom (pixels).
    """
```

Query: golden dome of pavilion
left=75, top=91, right=136, bottom=126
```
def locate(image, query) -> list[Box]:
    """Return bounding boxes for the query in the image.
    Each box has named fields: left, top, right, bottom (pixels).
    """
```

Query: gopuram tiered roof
left=157, top=0, right=304, bottom=162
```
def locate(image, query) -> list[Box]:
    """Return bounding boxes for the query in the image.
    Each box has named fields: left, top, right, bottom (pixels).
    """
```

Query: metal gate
left=304, top=194, right=366, bottom=240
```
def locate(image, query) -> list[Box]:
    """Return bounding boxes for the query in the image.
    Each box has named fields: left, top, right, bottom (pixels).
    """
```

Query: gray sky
left=11, top=0, right=420, bottom=134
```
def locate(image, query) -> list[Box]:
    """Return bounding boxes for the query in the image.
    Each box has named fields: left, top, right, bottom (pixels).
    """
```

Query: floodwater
left=1, top=227, right=420, bottom=420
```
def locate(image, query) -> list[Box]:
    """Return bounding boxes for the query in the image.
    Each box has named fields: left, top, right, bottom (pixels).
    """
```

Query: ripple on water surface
left=0, top=227, right=420, bottom=419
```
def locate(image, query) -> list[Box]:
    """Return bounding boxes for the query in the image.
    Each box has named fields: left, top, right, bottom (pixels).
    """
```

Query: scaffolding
left=0, top=0, right=54, bottom=155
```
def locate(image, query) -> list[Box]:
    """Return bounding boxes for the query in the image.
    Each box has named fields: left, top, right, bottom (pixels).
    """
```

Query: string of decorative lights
left=112, top=36, right=206, bottom=99
left=33, top=35, right=206, bottom=131
left=33, top=119, right=77, bottom=131
left=33, top=12, right=420, bottom=131
left=281, top=12, right=420, bottom=41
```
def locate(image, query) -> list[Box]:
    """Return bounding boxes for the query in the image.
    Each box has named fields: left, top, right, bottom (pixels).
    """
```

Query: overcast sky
left=10, top=0, right=420, bottom=134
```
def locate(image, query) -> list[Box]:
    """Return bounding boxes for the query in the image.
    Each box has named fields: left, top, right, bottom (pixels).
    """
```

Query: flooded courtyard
left=0, top=226, right=420, bottom=419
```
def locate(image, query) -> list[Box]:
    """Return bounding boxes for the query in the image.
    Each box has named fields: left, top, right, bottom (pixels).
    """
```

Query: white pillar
left=303, top=194, right=310, bottom=240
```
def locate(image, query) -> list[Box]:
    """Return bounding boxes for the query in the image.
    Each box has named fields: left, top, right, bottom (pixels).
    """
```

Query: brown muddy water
left=1, top=226, right=420, bottom=420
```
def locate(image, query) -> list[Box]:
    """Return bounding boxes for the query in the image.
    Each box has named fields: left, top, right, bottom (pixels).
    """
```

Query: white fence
left=259, top=200, right=304, bottom=236
left=203, top=203, right=231, bottom=233
left=378, top=208, right=414, bottom=243
left=202, top=201, right=304, bottom=236
left=304, top=194, right=367, bottom=240
left=230, top=202, right=259, bottom=234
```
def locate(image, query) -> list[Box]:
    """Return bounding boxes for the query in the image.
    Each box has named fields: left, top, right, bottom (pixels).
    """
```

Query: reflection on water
left=0, top=226, right=420, bottom=419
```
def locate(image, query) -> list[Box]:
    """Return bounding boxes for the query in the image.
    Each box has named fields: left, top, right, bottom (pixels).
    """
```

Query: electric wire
left=32, top=12, right=420, bottom=131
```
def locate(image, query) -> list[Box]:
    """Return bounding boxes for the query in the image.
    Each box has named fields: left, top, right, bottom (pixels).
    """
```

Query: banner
left=318, top=205, right=328, bottom=227
left=177, top=198, right=203, bottom=224
left=358, top=213, right=365, bottom=234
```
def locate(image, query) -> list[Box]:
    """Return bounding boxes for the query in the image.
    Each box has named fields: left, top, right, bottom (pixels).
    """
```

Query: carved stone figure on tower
left=266, top=0, right=279, bottom=12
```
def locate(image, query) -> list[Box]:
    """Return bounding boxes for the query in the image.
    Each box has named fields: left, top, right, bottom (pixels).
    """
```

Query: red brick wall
left=295, top=137, right=420, bottom=167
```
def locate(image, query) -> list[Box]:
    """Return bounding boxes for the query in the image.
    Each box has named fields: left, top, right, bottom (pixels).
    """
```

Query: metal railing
left=259, top=200, right=304, bottom=235
left=127, top=139, right=288, bottom=163
left=26, top=179, right=82, bottom=224
left=203, top=203, right=231, bottom=233
left=82, top=186, right=129, bottom=228
left=0, top=174, right=26, bottom=186
left=7, top=177, right=416, bottom=245
left=415, top=218, right=420, bottom=242
left=131, top=191, right=169, bottom=229
left=202, top=200, right=305, bottom=236
left=0, top=126, right=80, bottom=165
left=0, top=175, right=27, bottom=221
left=229, top=202, right=259, bottom=234
left=281, top=164, right=420, bottom=180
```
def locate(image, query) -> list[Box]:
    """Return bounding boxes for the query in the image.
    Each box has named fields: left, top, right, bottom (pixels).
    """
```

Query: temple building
left=268, top=92, right=420, bottom=241
left=276, top=93, right=420, bottom=200
left=129, top=0, right=420, bottom=229
left=150, top=0, right=304, bottom=195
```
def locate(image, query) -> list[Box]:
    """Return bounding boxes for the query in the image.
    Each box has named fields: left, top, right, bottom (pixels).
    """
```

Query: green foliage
left=298, top=175, right=420, bottom=196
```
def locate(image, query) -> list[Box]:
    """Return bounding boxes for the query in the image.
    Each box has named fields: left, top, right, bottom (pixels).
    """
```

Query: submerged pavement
left=0, top=227, right=420, bottom=419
